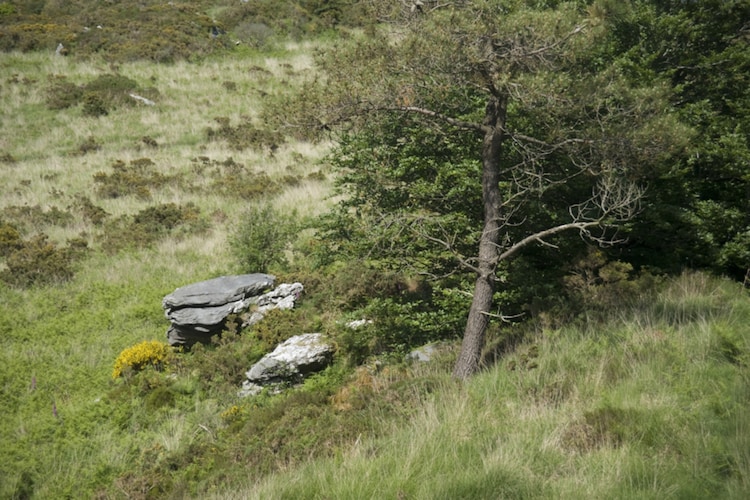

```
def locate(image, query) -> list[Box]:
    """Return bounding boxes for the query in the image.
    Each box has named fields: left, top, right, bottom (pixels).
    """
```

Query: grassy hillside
left=2, top=16, right=750, bottom=500
left=230, top=272, right=750, bottom=499
left=0, top=43, right=339, bottom=498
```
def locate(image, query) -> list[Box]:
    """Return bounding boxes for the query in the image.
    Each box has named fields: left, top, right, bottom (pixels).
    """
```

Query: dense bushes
left=93, top=158, right=174, bottom=199
left=0, top=0, right=232, bottom=61
left=46, top=74, right=158, bottom=116
left=0, top=232, right=88, bottom=287
left=100, top=202, right=208, bottom=254
left=1, top=0, right=374, bottom=61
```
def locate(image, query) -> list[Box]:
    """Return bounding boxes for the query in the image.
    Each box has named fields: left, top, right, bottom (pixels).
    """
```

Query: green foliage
left=206, top=116, right=284, bottom=151
left=112, top=340, right=172, bottom=379
left=70, top=195, right=109, bottom=226
left=99, top=202, right=207, bottom=254
left=76, top=135, right=102, bottom=155
left=338, top=288, right=468, bottom=363
left=316, top=117, right=481, bottom=277
left=597, top=0, right=750, bottom=280
left=1, top=204, right=74, bottom=234
left=45, top=75, right=83, bottom=110
left=0, top=220, right=23, bottom=255
left=562, top=247, right=661, bottom=319
left=229, top=203, right=299, bottom=273
left=191, top=156, right=285, bottom=199
left=93, top=158, right=173, bottom=199
left=0, top=1, right=233, bottom=61
left=250, top=309, right=308, bottom=352
left=216, top=0, right=372, bottom=42
left=0, top=233, right=88, bottom=287
left=82, top=91, right=108, bottom=117
left=46, top=73, right=154, bottom=116
left=82, top=74, right=143, bottom=116
left=0, top=2, right=16, bottom=17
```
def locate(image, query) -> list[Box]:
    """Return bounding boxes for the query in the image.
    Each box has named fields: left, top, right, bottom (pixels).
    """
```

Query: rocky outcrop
left=239, top=333, right=334, bottom=397
left=162, top=274, right=303, bottom=347
left=244, top=282, right=304, bottom=327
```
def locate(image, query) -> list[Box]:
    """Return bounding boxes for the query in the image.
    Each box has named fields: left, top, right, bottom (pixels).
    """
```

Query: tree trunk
left=453, top=95, right=507, bottom=379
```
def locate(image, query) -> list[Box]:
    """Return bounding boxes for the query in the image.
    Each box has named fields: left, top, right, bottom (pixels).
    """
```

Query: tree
left=274, top=0, right=683, bottom=378
left=600, top=0, right=750, bottom=281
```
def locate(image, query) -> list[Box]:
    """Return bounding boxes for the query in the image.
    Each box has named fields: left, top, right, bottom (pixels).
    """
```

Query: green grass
left=221, top=273, right=750, bottom=499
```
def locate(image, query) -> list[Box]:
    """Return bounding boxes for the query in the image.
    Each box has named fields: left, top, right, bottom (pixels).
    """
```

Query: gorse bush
left=93, top=158, right=173, bottom=199
left=0, top=221, right=23, bottom=255
left=1, top=204, right=74, bottom=233
left=70, top=195, right=109, bottom=226
left=0, top=233, right=88, bottom=288
left=100, top=202, right=207, bottom=254
left=206, top=116, right=284, bottom=151
left=191, top=156, right=285, bottom=199
left=46, top=74, right=155, bottom=116
left=112, top=340, right=172, bottom=379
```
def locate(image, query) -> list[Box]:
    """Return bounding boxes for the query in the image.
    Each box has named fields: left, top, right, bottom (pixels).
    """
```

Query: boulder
left=240, top=333, right=334, bottom=397
left=163, top=274, right=305, bottom=347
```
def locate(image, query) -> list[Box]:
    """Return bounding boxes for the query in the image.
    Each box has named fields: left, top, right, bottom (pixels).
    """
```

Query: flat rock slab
left=163, top=273, right=275, bottom=310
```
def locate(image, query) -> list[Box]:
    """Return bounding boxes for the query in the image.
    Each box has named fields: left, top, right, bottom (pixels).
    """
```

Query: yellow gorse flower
left=112, top=340, right=171, bottom=379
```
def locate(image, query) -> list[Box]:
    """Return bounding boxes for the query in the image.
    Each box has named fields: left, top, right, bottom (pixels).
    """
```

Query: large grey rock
left=240, top=333, right=334, bottom=396
left=163, top=273, right=275, bottom=309
left=162, top=274, right=276, bottom=347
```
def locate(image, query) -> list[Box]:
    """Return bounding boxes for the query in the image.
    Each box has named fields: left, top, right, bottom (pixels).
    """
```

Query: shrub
left=0, top=233, right=88, bottom=287
left=0, top=221, right=23, bottom=255
left=249, top=309, right=321, bottom=353
left=229, top=204, right=299, bottom=273
left=206, top=116, right=283, bottom=151
left=0, top=152, right=17, bottom=163
left=46, top=76, right=83, bottom=110
left=82, top=91, right=108, bottom=117
left=76, top=136, right=101, bottom=155
left=0, top=2, right=16, bottom=17
left=99, top=202, right=207, bottom=254
left=112, top=340, right=172, bottom=379
left=47, top=74, right=157, bottom=116
left=70, top=195, right=109, bottom=226
left=93, top=158, right=172, bottom=199
left=193, top=156, right=282, bottom=199
left=1, top=204, right=74, bottom=233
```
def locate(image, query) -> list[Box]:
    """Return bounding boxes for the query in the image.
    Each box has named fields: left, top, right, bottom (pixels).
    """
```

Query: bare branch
left=497, top=177, right=643, bottom=262
left=497, top=220, right=600, bottom=261
left=384, top=105, right=487, bottom=133
left=480, top=310, right=526, bottom=322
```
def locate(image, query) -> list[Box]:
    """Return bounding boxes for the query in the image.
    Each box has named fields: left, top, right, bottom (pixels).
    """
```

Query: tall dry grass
left=1, top=47, right=331, bottom=259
